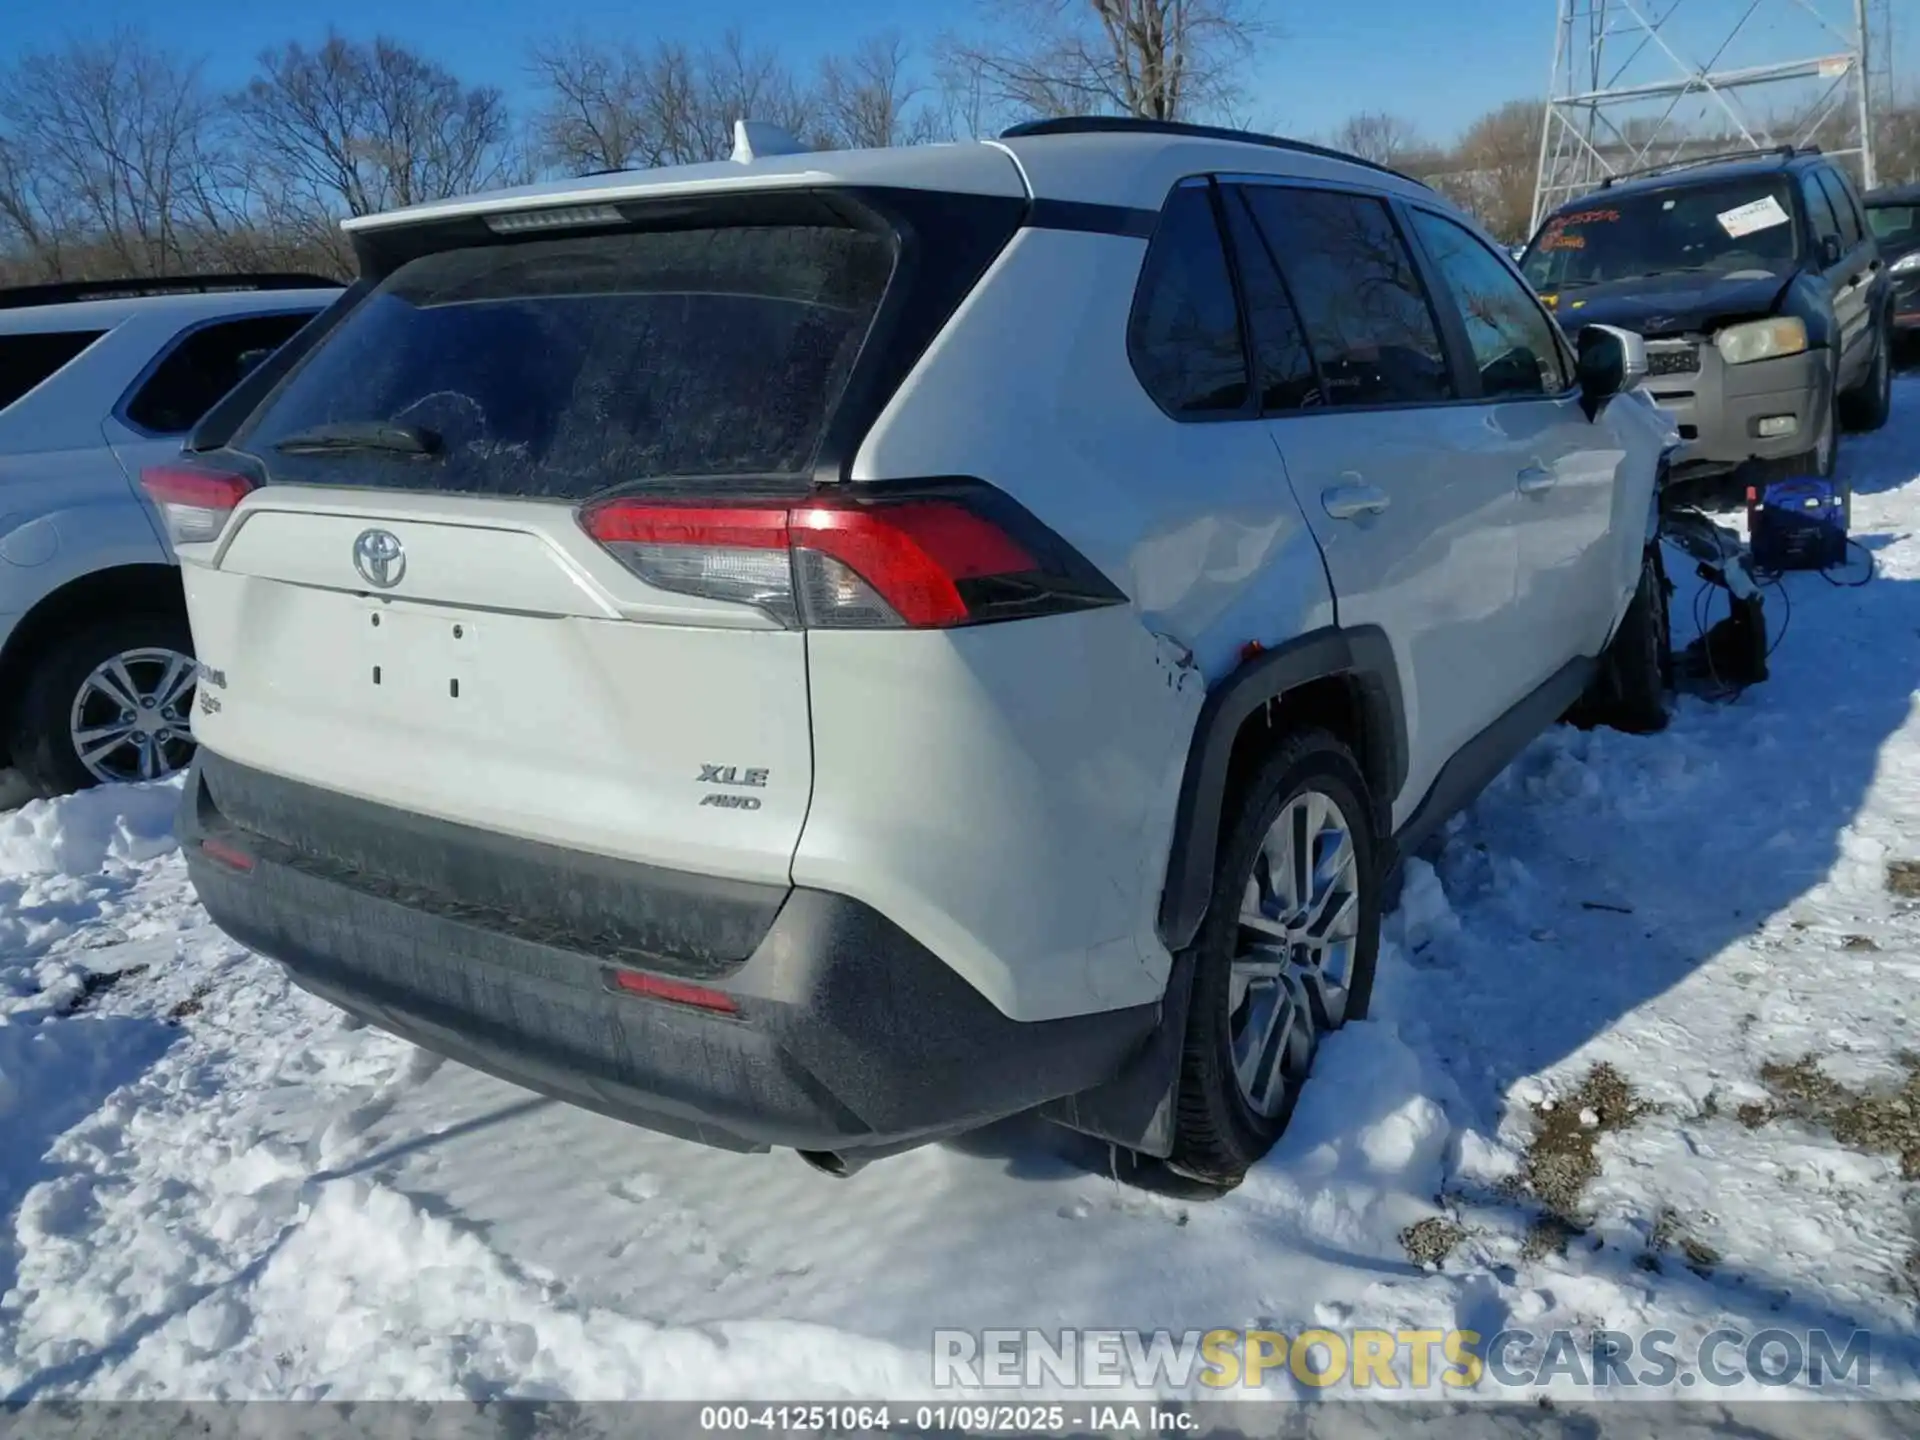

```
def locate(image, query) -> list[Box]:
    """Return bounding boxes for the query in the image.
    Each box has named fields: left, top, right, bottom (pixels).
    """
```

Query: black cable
left=1819, top=536, right=1876, bottom=587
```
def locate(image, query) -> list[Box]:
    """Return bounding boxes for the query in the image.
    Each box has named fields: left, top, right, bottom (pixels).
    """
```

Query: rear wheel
left=7, top=613, right=197, bottom=795
left=1163, top=729, right=1381, bottom=1189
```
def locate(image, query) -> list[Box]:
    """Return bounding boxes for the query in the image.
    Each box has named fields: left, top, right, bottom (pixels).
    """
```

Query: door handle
left=1517, top=465, right=1556, bottom=495
left=1321, top=483, right=1390, bottom=520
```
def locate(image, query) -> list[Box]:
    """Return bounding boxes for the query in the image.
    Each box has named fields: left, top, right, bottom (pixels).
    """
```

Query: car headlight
left=1714, top=316, right=1809, bottom=365
left=1891, top=251, right=1920, bottom=275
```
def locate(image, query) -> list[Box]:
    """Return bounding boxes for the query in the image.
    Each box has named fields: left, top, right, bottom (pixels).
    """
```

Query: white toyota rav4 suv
left=161, top=118, right=1673, bottom=1189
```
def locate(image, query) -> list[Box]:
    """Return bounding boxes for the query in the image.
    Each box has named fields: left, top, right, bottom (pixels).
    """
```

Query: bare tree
left=1450, top=98, right=1547, bottom=244
left=526, top=28, right=825, bottom=175
left=528, top=35, right=656, bottom=174
left=0, top=32, right=228, bottom=279
left=233, top=32, right=510, bottom=264
left=941, top=0, right=1262, bottom=128
left=1327, top=112, right=1428, bottom=168
left=696, top=29, right=817, bottom=157
left=818, top=34, right=939, bottom=149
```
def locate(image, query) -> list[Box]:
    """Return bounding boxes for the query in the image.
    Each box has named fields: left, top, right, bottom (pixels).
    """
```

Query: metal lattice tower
left=1532, top=0, right=1879, bottom=234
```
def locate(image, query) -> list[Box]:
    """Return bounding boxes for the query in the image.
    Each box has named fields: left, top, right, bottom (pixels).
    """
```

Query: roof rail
left=0, top=272, right=344, bottom=311
left=1597, top=144, right=1814, bottom=190
left=998, top=116, right=1432, bottom=190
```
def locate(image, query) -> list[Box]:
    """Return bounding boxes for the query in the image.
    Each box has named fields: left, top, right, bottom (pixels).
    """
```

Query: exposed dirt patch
left=59, top=964, right=150, bottom=1016
left=1522, top=1214, right=1580, bottom=1262
left=1401, top=1216, right=1466, bottom=1268
left=167, top=982, right=215, bottom=1023
left=1888, top=860, right=1920, bottom=900
left=1741, top=1053, right=1920, bottom=1180
left=1520, top=1062, right=1653, bottom=1222
left=1641, top=1205, right=1720, bottom=1276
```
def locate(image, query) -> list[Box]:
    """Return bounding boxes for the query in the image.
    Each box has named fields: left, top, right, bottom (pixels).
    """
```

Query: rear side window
left=1129, top=184, right=1250, bottom=417
left=1816, top=170, right=1863, bottom=249
left=240, top=226, right=895, bottom=498
left=1242, top=186, right=1453, bottom=408
left=124, top=312, right=316, bottom=435
left=1408, top=209, right=1570, bottom=398
left=0, top=329, right=106, bottom=412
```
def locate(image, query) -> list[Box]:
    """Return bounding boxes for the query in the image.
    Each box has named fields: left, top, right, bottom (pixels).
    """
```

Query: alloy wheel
left=68, top=647, right=197, bottom=784
left=1229, top=788, right=1361, bottom=1118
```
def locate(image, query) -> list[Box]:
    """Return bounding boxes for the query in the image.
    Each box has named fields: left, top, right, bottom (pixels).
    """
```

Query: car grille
left=1647, top=344, right=1702, bottom=377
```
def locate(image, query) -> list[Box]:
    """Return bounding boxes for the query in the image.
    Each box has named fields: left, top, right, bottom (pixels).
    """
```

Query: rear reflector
left=140, top=465, right=255, bottom=546
left=581, top=480, right=1124, bottom=629
left=606, top=967, right=740, bottom=1015
left=198, top=837, right=255, bottom=873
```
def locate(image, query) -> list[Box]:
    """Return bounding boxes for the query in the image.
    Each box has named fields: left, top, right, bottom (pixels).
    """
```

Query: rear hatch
left=164, top=201, right=903, bottom=888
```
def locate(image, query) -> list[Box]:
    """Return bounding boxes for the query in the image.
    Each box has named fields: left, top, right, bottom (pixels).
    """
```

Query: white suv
left=163, top=119, right=1673, bottom=1188
left=0, top=275, right=340, bottom=793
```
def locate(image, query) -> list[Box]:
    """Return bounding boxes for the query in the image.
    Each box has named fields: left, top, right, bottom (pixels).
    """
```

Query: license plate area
left=363, top=601, right=480, bottom=710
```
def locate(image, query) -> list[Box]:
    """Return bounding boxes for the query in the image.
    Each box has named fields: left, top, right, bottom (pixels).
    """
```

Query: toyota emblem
left=352, top=528, right=406, bottom=588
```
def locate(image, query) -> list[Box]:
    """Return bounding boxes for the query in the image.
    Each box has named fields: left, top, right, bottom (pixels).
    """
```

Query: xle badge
left=698, top=763, right=768, bottom=811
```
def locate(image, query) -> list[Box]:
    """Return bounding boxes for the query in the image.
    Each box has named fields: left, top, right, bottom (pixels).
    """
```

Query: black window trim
left=1813, top=166, right=1865, bottom=252
left=1125, top=175, right=1259, bottom=425
left=1215, top=183, right=1329, bottom=417
left=1399, top=199, right=1582, bottom=405
left=1798, top=169, right=1843, bottom=265
left=112, top=306, right=324, bottom=441
left=1222, top=172, right=1549, bottom=416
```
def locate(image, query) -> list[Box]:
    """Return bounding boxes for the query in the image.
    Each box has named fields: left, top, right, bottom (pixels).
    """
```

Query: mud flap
left=1037, top=951, right=1196, bottom=1158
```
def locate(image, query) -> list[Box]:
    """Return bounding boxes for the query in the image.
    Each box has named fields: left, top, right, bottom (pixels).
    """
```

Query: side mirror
left=1575, top=324, right=1648, bottom=420
left=1820, top=233, right=1844, bottom=268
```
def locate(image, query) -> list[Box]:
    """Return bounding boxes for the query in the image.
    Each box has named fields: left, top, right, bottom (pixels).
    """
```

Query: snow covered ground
left=3, top=383, right=1920, bottom=1427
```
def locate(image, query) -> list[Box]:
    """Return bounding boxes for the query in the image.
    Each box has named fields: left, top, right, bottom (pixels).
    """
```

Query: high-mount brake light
left=580, top=483, right=1125, bottom=630
left=139, top=465, right=255, bottom=546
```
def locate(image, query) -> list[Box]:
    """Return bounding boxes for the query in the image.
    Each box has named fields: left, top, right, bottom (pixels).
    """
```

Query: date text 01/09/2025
left=696, top=1404, right=1198, bottom=1433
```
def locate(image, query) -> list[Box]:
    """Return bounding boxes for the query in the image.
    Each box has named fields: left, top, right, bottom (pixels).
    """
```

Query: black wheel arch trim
left=1155, top=625, right=1406, bottom=954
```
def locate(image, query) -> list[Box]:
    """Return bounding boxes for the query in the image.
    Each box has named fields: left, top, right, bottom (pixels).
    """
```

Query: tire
left=1838, top=317, right=1893, bottom=434
left=1579, top=545, right=1671, bottom=736
left=1164, top=729, right=1382, bottom=1188
left=6, top=612, right=197, bottom=796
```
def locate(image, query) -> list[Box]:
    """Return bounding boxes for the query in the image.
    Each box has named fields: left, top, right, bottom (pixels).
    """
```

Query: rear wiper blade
left=273, top=421, right=442, bottom=457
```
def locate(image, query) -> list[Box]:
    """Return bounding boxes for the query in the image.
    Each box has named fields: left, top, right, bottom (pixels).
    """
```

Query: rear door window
left=238, top=225, right=896, bottom=498
left=1241, top=185, right=1454, bottom=407
left=124, top=312, right=317, bottom=435
left=1128, top=184, right=1252, bottom=417
left=0, top=329, right=107, bottom=412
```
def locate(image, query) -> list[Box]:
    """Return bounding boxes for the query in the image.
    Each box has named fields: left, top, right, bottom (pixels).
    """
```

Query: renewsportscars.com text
left=932, top=1326, right=1872, bottom=1393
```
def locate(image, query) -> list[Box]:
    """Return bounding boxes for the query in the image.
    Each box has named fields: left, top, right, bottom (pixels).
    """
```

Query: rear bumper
left=182, top=753, right=1156, bottom=1154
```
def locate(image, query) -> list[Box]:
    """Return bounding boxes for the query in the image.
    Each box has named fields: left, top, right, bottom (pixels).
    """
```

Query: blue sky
left=4, top=0, right=1913, bottom=148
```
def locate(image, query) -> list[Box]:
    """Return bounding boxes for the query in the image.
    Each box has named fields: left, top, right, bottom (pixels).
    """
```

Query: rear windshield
left=1521, top=178, right=1800, bottom=291
left=237, top=225, right=895, bottom=498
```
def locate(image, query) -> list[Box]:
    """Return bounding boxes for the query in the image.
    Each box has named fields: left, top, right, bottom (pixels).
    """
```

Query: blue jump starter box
left=1746, top=477, right=1847, bottom=572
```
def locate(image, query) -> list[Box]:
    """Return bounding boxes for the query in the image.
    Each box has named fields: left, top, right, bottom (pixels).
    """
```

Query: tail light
left=580, top=480, right=1125, bottom=630
left=140, top=465, right=255, bottom=546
